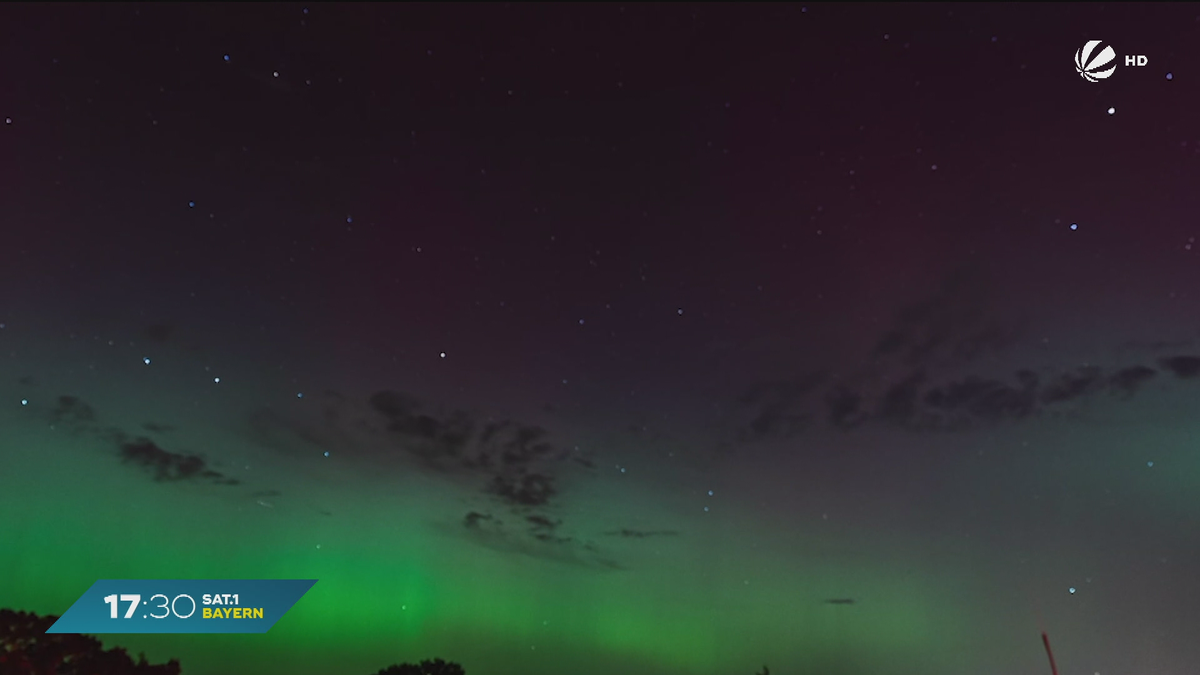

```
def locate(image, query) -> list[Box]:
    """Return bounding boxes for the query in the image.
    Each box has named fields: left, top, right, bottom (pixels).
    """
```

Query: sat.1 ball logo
left=1075, top=40, right=1116, bottom=82
left=1074, top=40, right=1149, bottom=83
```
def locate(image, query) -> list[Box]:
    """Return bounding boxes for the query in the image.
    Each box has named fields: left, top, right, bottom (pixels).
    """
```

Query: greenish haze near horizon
left=5, top=345, right=1198, bottom=675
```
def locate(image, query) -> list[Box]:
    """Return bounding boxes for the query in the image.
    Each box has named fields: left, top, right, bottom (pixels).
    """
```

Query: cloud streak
left=733, top=274, right=1198, bottom=438
left=242, top=388, right=671, bottom=569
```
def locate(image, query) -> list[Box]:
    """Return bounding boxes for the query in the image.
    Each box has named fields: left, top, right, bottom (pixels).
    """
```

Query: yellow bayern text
left=203, top=607, right=265, bottom=619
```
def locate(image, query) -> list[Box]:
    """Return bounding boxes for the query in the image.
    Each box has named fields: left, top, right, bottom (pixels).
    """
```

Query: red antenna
left=1041, top=632, right=1059, bottom=675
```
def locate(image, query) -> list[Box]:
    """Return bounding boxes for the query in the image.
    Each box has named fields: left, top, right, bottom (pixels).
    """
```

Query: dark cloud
left=247, top=391, right=575, bottom=506
left=118, top=437, right=238, bottom=485
left=1159, top=355, right=1200, bottom=379
left=874, top=371, right=926, bottom=427
left=479, top=421, right=556, bottom=467
left=824, top=598, right=856, bottom=605
left=25, top=395, right=274, bottom=505
left=731, top=274, right=1200, bottom=440
left=1108, top=366, right=1157, bottom=397
left=142, top=422, right=175, bottom=433
left=368, top=390, right=474, bottom=462
left=922, top=373, right=1038, bottom=427
left=464, top=511, right=493, bottom=529
left=870, top=270, right=1013, bottom=369
left=50, top=396, right=96, bottom=425
left=455, top=510, right=622, bottom=570
left=736, top=372, right=825, bottom=440
left=742, top=356, right=1186, bottom=439
left=525, top=515, right=573, bottom=544
left=826, top=388, right=866, bottom=430
left=17, top=376, right=35, bottom=386
left=736, top=271, right=1027, bottom=437
left=364, top=390, right=573, bottom=509
left=1039, top=367, right=1105, bottom=404
left=245, top=389, right=612, bottom=564
left=527, top=515, right=560, bottom=530
left=488, top=473, right=556, bottom=507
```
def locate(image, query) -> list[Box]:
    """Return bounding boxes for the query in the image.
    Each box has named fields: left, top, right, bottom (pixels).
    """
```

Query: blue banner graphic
left=46, top=579, right=317, bottom=634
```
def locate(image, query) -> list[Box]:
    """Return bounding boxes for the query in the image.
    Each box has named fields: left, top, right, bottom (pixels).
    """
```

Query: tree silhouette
left=372, top=659, right=465, bottom=675
left=0, top=609, right=181, bottom=675
left=5, top=607, right=765, bottom=675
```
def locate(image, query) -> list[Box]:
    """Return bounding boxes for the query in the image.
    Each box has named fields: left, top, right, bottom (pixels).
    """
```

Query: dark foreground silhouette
left=0, top=609, right=180, bottom=675
left=372, top=659, right=465, bottom=675
left=3, top=607, right=770, bottom=675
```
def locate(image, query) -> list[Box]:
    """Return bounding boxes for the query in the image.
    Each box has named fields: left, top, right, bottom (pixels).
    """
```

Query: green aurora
left=4, top=331, right=1199, bottom=674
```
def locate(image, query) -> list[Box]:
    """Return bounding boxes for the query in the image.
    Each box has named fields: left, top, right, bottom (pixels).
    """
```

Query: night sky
left=2, top=3, right=1200, bottom=675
